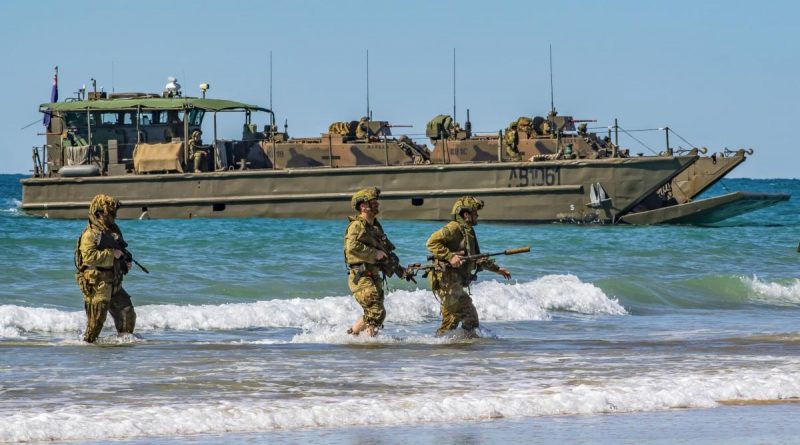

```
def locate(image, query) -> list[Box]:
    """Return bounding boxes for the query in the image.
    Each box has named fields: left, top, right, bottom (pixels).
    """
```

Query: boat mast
left=453, top=47, right=456, bottom=123
left=549, top=44, right=555, bottom=116
left=269, top=51, right=273, bottom=111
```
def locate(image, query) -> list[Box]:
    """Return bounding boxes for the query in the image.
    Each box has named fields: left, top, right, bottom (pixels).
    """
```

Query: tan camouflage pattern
left=75, top=194, right=136, bottom=342
left=344, top=214, right=394, bottom=328
left=189, top=131, right=209, bottom=172
left=430, top=272, right=479, bottom=335
left=350, top=187, right=380, bottom=212
left=450, top=196, right=484, bottom=216
left=328, top=121, right=352, bottom=137
left=504, top=127, right=521, bottom=161
left=355, top=117, right=370, bottom=139
left=348, top=271, right=386, bottom=328
left=426, top=214, right=500, bottom=335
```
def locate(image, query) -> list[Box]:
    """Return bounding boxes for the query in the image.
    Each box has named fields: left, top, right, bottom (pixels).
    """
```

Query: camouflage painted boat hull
left=21, top=156, right=696, bottom=222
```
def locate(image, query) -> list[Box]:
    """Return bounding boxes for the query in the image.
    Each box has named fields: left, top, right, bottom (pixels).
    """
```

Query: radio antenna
left=549, top=44, right=555, bottom=115
left=269, top=51, right=273, bottom=110
left=366, top=50, right=370, bottom=119
left=453, top=47, right=457, bottom=123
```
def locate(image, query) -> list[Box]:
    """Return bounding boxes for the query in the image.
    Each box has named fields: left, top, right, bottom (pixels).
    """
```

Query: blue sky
left=1, top=0, right=797, bottom=178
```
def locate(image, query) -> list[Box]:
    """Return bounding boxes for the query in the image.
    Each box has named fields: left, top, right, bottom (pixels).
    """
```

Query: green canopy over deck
left=40, top=97, right=270, bottom=113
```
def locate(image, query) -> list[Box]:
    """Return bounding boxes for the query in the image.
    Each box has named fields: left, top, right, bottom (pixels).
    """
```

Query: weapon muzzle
left=504, top=246, right=531, bottom=255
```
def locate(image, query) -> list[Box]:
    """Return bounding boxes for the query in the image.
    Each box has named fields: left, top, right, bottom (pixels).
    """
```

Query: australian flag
left=42, top=67, right=58, bottom=128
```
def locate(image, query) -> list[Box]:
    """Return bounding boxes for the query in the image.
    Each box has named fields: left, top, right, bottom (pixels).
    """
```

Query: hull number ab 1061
left=507, top=167, right=561, bottom=187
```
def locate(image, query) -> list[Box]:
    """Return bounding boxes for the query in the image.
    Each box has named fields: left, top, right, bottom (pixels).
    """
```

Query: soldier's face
left=98, top=210, right=116, bottom=224
left=368, top=199, right=380, bottom=215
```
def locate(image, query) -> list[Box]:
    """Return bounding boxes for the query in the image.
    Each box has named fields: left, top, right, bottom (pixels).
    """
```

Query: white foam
left=743, top=276, right=800, bottom=305
left=0, top=198, right=21, bottom=214
left=0, top=305, right=84, bottom=337
left=2, top=363, right=799, bottom=443
left=472, top=275, right=627, bottom=320
left=0, top=275, right=624, bottom=337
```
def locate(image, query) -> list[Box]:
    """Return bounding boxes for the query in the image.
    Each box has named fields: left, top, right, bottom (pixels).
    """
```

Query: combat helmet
left=89, top=193, right=120, bottom=216
left=191, top=130, right=202, bottom=138
left=351, top=187, right=381, bottom=211
left=451, top=196, right=484, bottom=216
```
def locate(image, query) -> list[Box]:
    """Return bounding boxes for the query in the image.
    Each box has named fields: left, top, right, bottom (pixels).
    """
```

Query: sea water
left=0, top=175, right=798, bottom=444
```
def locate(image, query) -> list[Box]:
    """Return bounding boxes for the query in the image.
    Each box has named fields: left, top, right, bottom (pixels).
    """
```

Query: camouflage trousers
left=78, top=272, right=136, bottom=343
left=429, top=272, right=479, bottom=336
left=505, top=144, right=522, bottom=162
left=348, top=270, right=386, bottom=329
left=192, top=149, right=209, bottom=172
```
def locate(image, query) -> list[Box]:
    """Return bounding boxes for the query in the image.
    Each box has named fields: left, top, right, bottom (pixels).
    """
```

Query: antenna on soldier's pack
left=549, top=44, right=556, bottom=115
left=453, top=48, right=457, bottom=123
left=366, top=50, right=370, bottom=120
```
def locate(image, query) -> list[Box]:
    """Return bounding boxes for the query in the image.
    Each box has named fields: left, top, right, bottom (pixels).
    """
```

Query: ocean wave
left=743, top=276, right=800, bottom=305
left=1, top=363, right=798, bottom=443
left=0, top=198, right=21, bottom=215
left=0, top=275, right=623, bottom=337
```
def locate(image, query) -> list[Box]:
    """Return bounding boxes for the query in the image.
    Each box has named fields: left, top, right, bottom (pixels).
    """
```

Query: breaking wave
left=0, top=275, right=624, bottom=337
left=1, top=363, right=798, bottom=443
left=743, top=276, right=800, bottom=305
left=0, top=198, right=21, bottom=215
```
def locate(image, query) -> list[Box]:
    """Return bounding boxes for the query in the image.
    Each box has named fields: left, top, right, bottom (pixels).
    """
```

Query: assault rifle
left=96, top=232, right=150, bottom=274
left=407, top=246, right=530, bottom=278
left=352, top=252, right=417, bottom=284
left=381, top=251, right=417, bottom=284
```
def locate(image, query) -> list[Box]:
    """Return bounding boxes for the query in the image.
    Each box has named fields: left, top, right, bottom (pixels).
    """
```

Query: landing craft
left=427, top=111, right=788, bottom=224
left=21, top=77, right=787, bottom=223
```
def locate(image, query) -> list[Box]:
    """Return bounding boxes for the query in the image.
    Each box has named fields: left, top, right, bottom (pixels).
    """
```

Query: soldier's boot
left=83, top=300, right=110, bottom=343
left=193, top=154, right=203, bottom=173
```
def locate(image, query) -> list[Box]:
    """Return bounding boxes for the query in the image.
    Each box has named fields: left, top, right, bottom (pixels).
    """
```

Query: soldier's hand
left=449, top=255, right=464, bottom=267
left=126, top=262, right=133, bottom=271
left=498, top=268, right=511, bottom=280
left=375, top=250, right=387, bottom=261
left=113, top=249, right=124, bottom=259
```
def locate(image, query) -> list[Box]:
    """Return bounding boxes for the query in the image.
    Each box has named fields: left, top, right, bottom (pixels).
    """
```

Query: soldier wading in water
left=426, top=196, right=511, bottom=337
left=74, top=194, right=136, bottom=343
left=343, top=187, right=407, bottom=337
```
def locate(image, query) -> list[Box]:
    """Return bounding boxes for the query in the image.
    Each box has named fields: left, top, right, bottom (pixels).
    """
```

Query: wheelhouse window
left=188, top=109, right=205, bottom=126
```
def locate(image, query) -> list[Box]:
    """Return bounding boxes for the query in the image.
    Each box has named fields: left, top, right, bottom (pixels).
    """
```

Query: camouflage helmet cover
left=351, top=187, right=381, bottom=211
left=451, top=196, right=484, bottom=216
left=192, top=130, right=202, bottom=138
left=89, top=193, right=120, bottom=216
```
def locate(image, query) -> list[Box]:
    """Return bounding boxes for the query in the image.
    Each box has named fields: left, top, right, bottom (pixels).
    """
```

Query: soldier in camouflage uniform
left=188, top=130, right=209, bottom=172
left=426, top=196, right=511, bottom=337
left=328, top=121, right=352, bottom=138
left=505, top=121, right=522, bottom=161
left=355, top=116, right=371, bottom=140
left=74, top=194, right=136, bottom=343
left=343, top=187, right=403, bottom=336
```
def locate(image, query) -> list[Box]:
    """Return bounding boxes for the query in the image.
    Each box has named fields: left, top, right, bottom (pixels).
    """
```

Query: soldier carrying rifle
left=343, top=187, right=413, bottom=337
left=74, top=194, right=148, bottom=343
left=424, top=196, right=513, bottom=337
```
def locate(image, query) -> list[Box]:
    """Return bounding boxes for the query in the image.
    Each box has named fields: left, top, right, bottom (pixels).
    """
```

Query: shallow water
left=1, top=175, right=798, bottom=443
